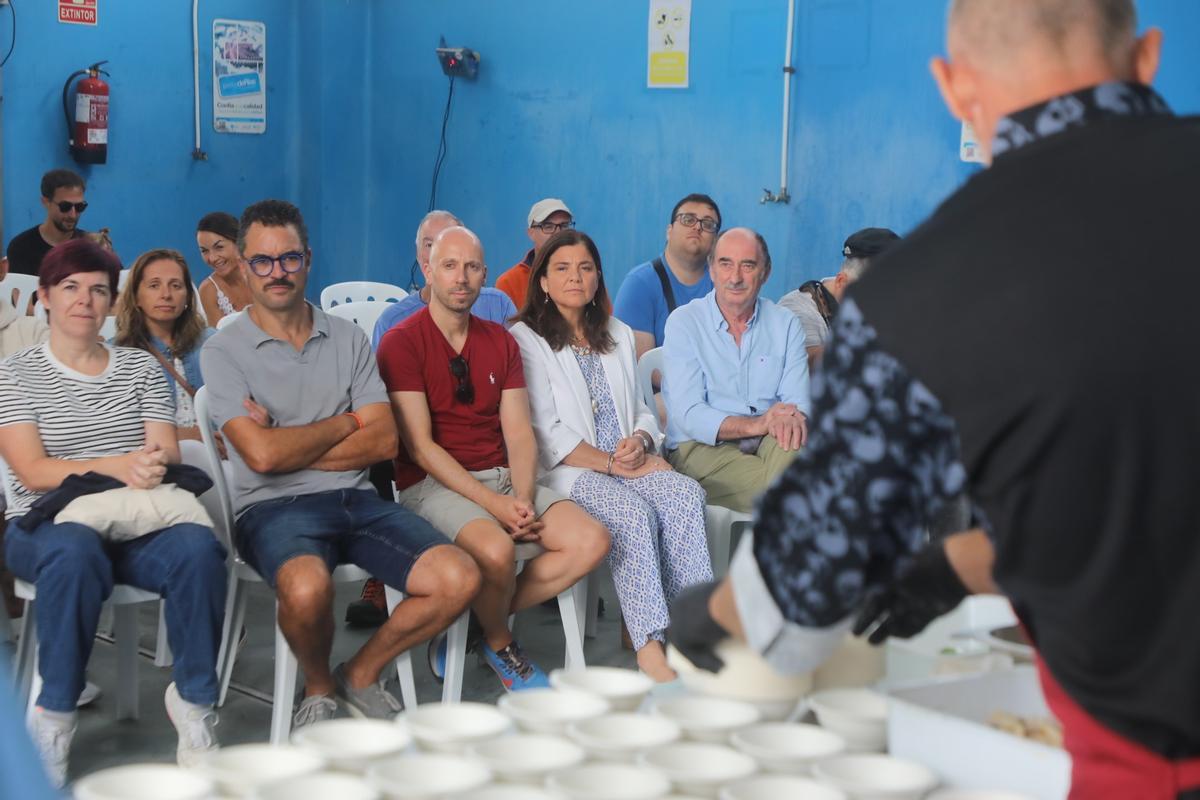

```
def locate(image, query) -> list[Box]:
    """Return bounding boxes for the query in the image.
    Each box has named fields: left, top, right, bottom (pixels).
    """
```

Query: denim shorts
left=235, top=488, right=451, bottom=589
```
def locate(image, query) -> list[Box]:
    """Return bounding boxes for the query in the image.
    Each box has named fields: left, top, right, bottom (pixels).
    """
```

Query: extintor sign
left=59, top=0, right=98, bottom=26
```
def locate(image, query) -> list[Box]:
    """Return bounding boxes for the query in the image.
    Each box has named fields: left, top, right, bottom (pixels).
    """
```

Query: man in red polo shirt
left=378, top=225, right=608, bottom=692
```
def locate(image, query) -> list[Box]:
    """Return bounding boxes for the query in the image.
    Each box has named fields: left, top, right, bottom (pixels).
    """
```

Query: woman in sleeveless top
left=195, top=211, right=251, bottom=327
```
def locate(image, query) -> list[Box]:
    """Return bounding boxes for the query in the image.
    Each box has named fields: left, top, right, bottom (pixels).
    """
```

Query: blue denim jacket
left=147, top=328, right=214, bottom=405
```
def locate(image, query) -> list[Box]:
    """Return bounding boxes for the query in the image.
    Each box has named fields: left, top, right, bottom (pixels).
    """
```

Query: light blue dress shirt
left=371, top=286, right=517, bottom=349
left=662, top=290, right=810, bottom=451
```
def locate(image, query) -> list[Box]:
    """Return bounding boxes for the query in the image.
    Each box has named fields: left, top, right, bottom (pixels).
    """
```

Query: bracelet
left=345, top=410, right=365, bottom=431
left=635, top=430, right=654, bottom=453
left=606, top=453, right=615, bottom=475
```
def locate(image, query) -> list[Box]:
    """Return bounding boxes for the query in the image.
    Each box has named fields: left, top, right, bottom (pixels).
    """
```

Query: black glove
left=852, top=542, right=968, bottom=645
left=667, top=580, right=728, bottom=673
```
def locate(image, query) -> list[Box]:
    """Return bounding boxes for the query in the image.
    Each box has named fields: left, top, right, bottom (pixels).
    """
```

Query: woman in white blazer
left=511, top=230, right=712, bottom=681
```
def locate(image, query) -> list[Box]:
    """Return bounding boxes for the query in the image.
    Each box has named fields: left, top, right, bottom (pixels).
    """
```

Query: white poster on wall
left=213, top=19, right=266, bottom=134
left=647, top=0, right=692, bottom=89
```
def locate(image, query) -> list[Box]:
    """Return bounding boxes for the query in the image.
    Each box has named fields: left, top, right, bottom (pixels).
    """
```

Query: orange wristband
left=345, top=411, right=365, bottom=431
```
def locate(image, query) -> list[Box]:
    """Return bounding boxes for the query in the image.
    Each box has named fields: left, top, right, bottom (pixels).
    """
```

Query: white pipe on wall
left=778, top=0, right=796, bottom=201
left=191, top=0, right=205, bottom=159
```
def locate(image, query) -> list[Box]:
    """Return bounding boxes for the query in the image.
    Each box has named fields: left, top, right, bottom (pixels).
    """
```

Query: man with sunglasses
left=6, top=169, right=90, bottom=277
left=614, top=193, right=721, bottom=361
left=494, top=198, right=574, bottom=310
left=201, top=200, right=481, bottom=732
left=380, top=225, right=609, bottom=693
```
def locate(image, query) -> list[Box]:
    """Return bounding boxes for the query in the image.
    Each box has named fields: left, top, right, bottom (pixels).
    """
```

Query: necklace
left=569, top=335, right=592, bottom=356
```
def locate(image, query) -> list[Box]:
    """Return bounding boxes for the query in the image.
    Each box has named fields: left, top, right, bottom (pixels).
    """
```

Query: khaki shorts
left=397, top=466, right=567, bottom=540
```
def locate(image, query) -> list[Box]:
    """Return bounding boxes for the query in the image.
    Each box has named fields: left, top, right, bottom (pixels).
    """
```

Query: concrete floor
left=31, top=574, right=634, bottom=784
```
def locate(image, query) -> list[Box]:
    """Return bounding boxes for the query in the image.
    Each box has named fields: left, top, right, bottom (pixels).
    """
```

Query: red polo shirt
left=377, top=307, right=526, bottom=490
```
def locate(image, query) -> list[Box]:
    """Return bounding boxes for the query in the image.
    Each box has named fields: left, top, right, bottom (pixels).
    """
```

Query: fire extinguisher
left=62, top=61, right=110, bottom=165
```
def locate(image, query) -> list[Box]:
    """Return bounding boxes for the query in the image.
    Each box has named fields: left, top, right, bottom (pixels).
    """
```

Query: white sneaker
left=77, top=680, right=102, bottom=708
left=164, top=682, right=219, bottom=767
left=30, top=707, right=76, bottom=789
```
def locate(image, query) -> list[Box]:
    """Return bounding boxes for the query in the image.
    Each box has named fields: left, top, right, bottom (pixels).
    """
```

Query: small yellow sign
left=649, top=52, right=688, bottom=87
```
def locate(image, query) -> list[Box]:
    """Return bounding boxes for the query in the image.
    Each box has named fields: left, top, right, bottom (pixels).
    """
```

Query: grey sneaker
left=333, top=662, right=402, bottom=720
left=31, top=707, right=76, bottom=789
left=291, top=693, right=339, bottom=733
left=164, top=682, right=219, bottom=767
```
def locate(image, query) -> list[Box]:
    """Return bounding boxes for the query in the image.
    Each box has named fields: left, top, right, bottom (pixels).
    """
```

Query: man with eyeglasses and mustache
left=379, top=225, right=609, bottom=693
left=6, top=169, right=90, bottom=277
left=201, top=199, right=481, bottom=732
left=494, top=198, right=575, bottom=310
left=661, top=228, right=810, bottom=515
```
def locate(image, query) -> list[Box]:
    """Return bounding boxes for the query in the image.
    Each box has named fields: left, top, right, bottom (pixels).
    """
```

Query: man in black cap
left=777, top=227, right=899, bottom=367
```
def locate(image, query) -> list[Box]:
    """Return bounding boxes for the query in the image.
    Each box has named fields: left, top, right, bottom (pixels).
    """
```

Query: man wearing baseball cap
left=494, top=198, right=574, bottom=310
left=777, top=227, right=899, bottom=366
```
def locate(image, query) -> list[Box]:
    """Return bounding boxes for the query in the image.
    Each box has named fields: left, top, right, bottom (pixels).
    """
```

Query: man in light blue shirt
left=662, top=227, right=810, bottom=512
left=370, top=210, right=517, bottom=349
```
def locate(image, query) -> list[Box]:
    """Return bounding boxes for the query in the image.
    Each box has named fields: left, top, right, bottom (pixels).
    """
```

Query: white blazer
left=510, top=318, right=663, bottom=497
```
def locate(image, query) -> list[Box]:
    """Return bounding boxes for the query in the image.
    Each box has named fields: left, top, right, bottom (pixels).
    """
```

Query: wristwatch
left=635, top=430, right=654, bottom=453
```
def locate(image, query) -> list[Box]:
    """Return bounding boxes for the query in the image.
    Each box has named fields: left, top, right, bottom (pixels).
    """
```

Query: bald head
left=427, top=226, right=486, bottom=314
left=430, top=225, right=483, bottom=266
left=948, top=0, right=1137, bottom=74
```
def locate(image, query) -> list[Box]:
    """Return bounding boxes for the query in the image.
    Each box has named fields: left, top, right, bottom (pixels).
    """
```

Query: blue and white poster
left=213, top=19, right=266, bottom=134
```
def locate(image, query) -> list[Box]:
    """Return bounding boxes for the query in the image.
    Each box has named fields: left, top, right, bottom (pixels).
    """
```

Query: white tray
left=887, top=665, right=1071, bottom=800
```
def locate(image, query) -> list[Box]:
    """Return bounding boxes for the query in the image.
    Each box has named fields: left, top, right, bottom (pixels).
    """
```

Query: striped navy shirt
left=0, top=342, right=175, bottom=519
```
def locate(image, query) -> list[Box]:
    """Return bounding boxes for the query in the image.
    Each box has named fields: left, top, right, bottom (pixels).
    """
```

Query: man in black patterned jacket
left=669, top=2, right=1200, bottom=797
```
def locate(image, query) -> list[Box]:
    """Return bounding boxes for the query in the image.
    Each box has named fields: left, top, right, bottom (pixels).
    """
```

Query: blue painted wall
left=0, top=1, right=302, bottom=280
left=4, top=1, right=1198, bottom=302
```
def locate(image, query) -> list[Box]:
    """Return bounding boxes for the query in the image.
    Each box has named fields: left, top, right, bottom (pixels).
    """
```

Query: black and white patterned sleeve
left=745, top=297, right=967, bottom=633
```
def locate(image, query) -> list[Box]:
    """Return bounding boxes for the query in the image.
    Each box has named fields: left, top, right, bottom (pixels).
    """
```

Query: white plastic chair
left=194, top=388, right=426, bottom=743
left=636, top=347, right=750, bottom=579
left=0, top=273, right=39, bottom=315
left=319, top=281, right=406, bottom=310
left=0, top=455, right=161, bottom=723
left=215, top=310, right=243, bottom=331
left=326, top=301, right=392, bottom=339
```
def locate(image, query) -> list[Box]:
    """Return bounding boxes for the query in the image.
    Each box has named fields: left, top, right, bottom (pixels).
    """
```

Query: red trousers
left=1035, top=657, right=1200, bottom=799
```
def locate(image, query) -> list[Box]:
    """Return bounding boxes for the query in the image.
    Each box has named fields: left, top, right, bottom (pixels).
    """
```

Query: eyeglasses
left=673, top=213, right=719, bottom=233
left=246, top=251, right=306, bottom=277
left=449, top=355, right=474, bottom=404
left=55, top=201, right=88, bottom=214
left=533, top=220, right=575, bottom=235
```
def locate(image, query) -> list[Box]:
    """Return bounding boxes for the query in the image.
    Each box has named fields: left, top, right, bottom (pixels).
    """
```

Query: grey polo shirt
left=199, top=303, right=389, bottom=515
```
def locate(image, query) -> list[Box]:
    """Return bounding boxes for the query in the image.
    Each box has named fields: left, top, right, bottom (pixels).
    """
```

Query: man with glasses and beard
left=614, top=193, right=721, bottom=361
left=6, top=169, right=91, bottom=277
left=661, top=227, right=810, bottom=514
left=200, top=199, right=480, bottom=732
left=379, top=225, right=608, bottom=693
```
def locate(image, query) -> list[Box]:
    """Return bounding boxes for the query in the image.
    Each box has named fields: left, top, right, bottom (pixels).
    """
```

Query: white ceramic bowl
left=550, top=666, right=655, bottom=711
left=568, top=712, right=682, bottom=762
left=669, top=642, right=812, bottom=720
left=638, top=742, right=757, bottom=798
left=546, top=763, right=673, bottom=800
left=291, top=718, right=412, bottom=771
left=652, top=695, right=761, bottom=742
left=813, top=754, right=939, bottom=800
left=467, top=733, right=585, bottom=784
left=720, top=775, right=849, bottom=800
left=497, top=687, right=611, bottom=734
left=197, top=744, right=325, bottom=797
left=366, top=753, right=492, bottom=799
left=926, top=791, right=1036, bottom=800
left=254, top=772, right=381, bottom=800
left=807, top=689, right=889, bottom=752
left=74, top=764, right=214, bottom=800
left=462, top=788, right=568, bottom=800
left=400, top=701, right=512, bottom=753
left=731, top=722, right=846, bottom=773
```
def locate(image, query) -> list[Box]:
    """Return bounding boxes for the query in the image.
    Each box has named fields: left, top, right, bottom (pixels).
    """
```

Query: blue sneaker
left=481, top=640, right=550, bottom=692
left=427, top=632, right=448, bottom=683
